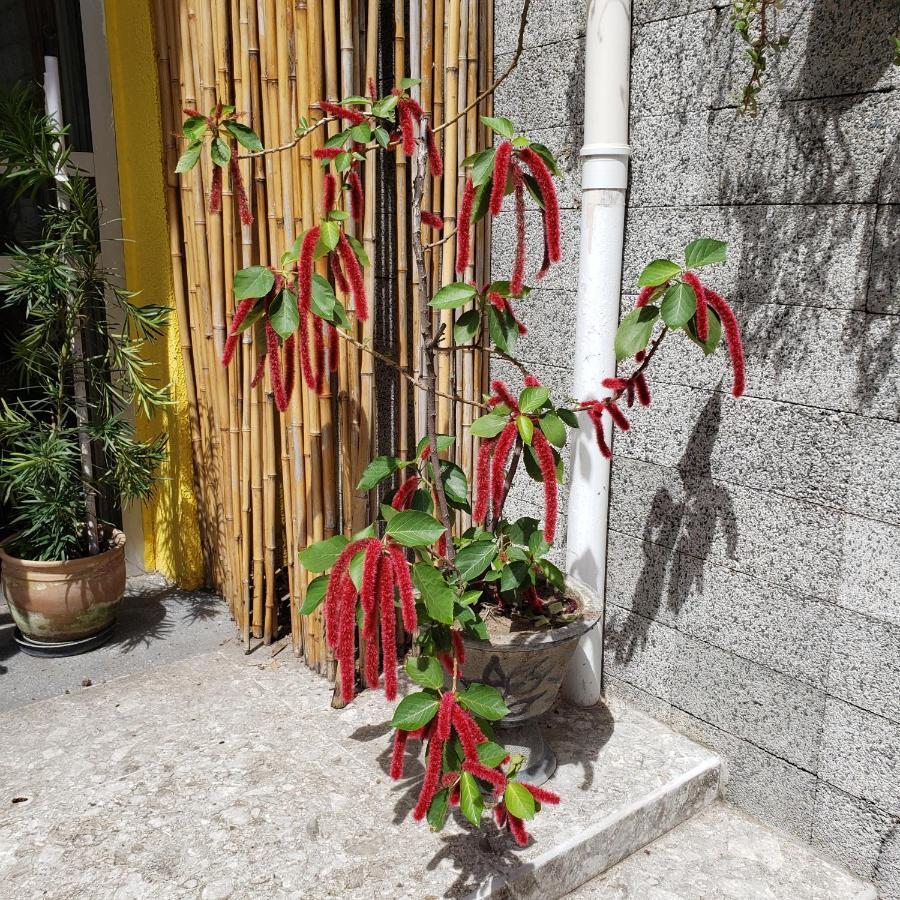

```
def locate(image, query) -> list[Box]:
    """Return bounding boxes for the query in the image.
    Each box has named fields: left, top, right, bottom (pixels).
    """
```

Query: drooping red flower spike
left=337, top=232, right=369, bottom=321
left=378, top=553, right=399, bottom=700
left=490, top=420, right=519, bottom=510
left=412, top=730, right=445, bottom=820
left=322, top=537, right=373, bottom=648
left=635, top=372, right=652, bottom=406
left=323, top=172, right=337, bottom=213
left=521, top=782, right=561, bottom=805
left=606, top=399, right=630, bottom=432
left=283, top=334, right=296, bottom=403
left=425, top=122, right=443, bottom=176
left=182, top=106, right=202, bottom=118
left=319, top=100, right=368, bottom=125
left=222, top=296, right=258, bottom=367
left=519, top=146, right=561, bottom=265
left=313, top=146, right=342, bottom=160
left=602, top=377, right=629, bottom=392
left=473, top=435, right=496, bottom=525
left=451, top=702, right=488, bottom=760
left=435, top=532, right=447, bottom=559
left=451, top=630, right=466, bottom=665
left=250, top=351, right=267, bottom=388
left=327, top=323, right=339, bottom=372
left=297, top=226, right=321, bottom=393
left=386, top=541, right=417, bottom=633
left=463, top=759, right=507, bottom=794
left=490, top=379, right=519, bottom=412
left=511, top=166, right=527, bottom=295
left=209, top=164, right=223, bottom=214
left=524, top=374, right=541, bottom=388
left=421, top=211, right=444, bottom=231
left=311, top=314, right=325, bottom=395
left=391, top=474, right=419, bottom=510
left=489, top=140, right=512, bottom=217
left=436, top=691, right=456, bottom=741
left=265, top=321, right=290, bottom=412
left=531, top=429, right=558, bottom=543
left=398, top=101, right=416, bottom=156
left=229, top=157, right=253, bottom=226
left=507, top=813, right=529, bottom=846
left=682, top=271, right=708, bottom=341
left=347, top=168, right=364, bottom=221
left=389, top=728, right=409, bottom=779
left=360, top=541, right=382, bottom=638
left=705, top=288, right=746, bottom=398
left=455, top=176, right=475, bottom=274
left=330, top=251, right=350, bottom=293
left=587, top=402, right=612, bottom=460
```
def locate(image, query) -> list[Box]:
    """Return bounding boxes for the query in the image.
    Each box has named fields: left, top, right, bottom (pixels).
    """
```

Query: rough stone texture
left=569, top=801, right=875, bottom=900
left=489, top=0, right=900, bottom=896
left=0, top=645, right=724, bottom=899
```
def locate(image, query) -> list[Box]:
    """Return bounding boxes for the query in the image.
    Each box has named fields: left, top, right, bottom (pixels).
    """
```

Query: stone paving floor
left=0, top=637, right=716, bottom=899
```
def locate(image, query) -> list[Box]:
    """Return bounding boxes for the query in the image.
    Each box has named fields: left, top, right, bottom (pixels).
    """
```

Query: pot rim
left=0, top=527, right=126, bottom=572
left=461, top=574, right=602, bottom=650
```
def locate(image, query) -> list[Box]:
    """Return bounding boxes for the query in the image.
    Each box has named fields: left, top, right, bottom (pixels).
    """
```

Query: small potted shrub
left=0, top=89, right=169, bottom=655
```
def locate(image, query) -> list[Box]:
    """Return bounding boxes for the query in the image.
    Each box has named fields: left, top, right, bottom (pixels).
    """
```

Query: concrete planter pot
left=459, top=575, right=602, bottom=782
left=0, top=528, right=126, bottom=654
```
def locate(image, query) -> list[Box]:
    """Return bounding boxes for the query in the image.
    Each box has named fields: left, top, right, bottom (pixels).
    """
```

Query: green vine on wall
left=730, top=0, right=789, bottom=114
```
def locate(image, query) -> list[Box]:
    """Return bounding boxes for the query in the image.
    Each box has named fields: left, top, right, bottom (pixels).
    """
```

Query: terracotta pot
left=0, top=529, right=126, bottom=644
left=459, top=575, right=602, bottom=725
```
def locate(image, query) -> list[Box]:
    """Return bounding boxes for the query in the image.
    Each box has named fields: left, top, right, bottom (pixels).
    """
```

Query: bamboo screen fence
left=152, top=0, right=494, bottom=676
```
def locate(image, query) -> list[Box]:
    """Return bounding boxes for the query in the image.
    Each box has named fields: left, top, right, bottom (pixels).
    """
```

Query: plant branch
left=236, top=115, right=334, bottom=159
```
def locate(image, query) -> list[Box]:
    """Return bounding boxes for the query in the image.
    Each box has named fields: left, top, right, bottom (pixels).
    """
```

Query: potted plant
left=0, top=88, right=170, bottom=655
left=184, top=73, right=745, bottom=847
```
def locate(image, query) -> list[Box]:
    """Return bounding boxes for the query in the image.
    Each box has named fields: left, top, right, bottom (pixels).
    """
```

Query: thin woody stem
left=236, top=115, right=335, bottom=159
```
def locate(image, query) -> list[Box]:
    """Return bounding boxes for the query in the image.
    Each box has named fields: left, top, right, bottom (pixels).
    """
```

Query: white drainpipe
left=563, top=0, right=632, bottom=706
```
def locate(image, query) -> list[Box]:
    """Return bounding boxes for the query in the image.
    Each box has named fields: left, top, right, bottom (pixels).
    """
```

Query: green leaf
left=380, top=503, right=399, bottom=522
left=427, top=788, right=450, bottom=831
left=311, top=273, right=337, bottom=320
left=319, top=220, right=341, bottom=252
left=350, top=122, right=372, bottom=143
left=328, top=209, right=350, bottom=222
left=182, top=116, right=208, bottom=141
left=538, top=412, right=567, bottom=448
left=471, top=148, right=497, bottom=188
left=372, top=94, right=400, bottom=118
left=476, top=741, right=509, bottom=768
left=454, top=309, right=481, bottom=345
left=685, top=307, right=723, bottom=356
left=557, top=408, right=579, bottom=428
left=413, top=563, right=456, bottom=624
left=390, top=691, right=440, bottom=730
left=405, top=655, right=445, bottom=690
left=374, top=126, right=390, bottom=149
left=234, top=304, right=265, bottom=334
left=343, top=233, right=369, bottom=269
left=430, top=282, right=477, bottom=310
left=684, top=238, right=727, bottom=269
left=299, top=574, right=329, bottom=614
left=471, top=179, right=491, bottom=222
left=488, top=305, right=518, bottom=355
left=499, top=560, right=528, bottom=592
left=480, top=115, right=515, bottom=139
left=454, top=540, right=498, bottom=582
left=518, top=386, right=549, bottom=414
left=469, top=413, right=508, bottom=438
left=457, top=683, right=509, bottom=721
left=222, top=120, right=263, bottom=152
left=504, top=782, right=536, bottom=820
left=210, top=136, right=231, bottom=166
left=614, top=305, right=659, bottom=362
left=357, top=455, right=403, bottom=491
left=459, top=771, right=484, bottom=825
left=233, top=265, right=275, bottom=300
left=298, top=534, right=350, bottom=572
left=440, top=461, right=470, bottom=511
left=400, top=77, right=422, bottom=89
left=529, top=142, right=561, bottom=176
left=415, top=434, right=456, bottom=457
left=175, top=141, right=203, bottom=174
left=324, top=129, right=350, bottom=149
left=267, top=288, right=299, bottom=339
left=386, top=510, right=446, bottom=547
left=660, top=281, right=697, bottom=328
left=516, top=414, right=533, bottom=445
left=637, top=258, right=681, bottom=287
left=348, top=549, right=366, bottom=590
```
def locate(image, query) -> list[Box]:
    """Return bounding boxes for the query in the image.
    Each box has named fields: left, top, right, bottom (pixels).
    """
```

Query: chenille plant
left=179, top=36, right=746, bottom=845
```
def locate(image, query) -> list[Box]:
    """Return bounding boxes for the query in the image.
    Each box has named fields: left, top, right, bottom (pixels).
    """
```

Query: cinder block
left=868, top=204, right=900, bottom=315
left=493, top=0, right=587, bottom=55
left=622, top=204, right=875, bottom=311
left=837, top=516, right=900, bottom=625
left=845, top=416, right=900, bottom=526
left=606, top=528, right=837, bottom=688
left=819, top=698, right=900, bottom=810
left=633, top=1, right=726, bottom=26
left=608, top=457, right=844, bottom=602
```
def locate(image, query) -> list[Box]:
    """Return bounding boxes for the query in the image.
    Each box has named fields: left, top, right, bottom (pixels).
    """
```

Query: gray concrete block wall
left=492, top=0, right=900, bottom=895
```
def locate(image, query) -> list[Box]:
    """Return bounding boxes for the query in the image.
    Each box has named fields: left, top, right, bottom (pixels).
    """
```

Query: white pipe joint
left=581, top=143, right=631, bottom=191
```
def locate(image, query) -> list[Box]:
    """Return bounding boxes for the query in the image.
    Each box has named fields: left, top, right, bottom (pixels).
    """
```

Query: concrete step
left=567, top=801, right=876, bottom=900
left=0, top=644, right=721, bottom=899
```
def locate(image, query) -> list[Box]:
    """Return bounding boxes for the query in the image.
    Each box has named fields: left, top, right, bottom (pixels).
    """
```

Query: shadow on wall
left=606, top=391, right=736, bottom=664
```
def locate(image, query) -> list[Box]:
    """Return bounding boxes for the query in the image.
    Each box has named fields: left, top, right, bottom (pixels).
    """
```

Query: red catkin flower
left=490, top=421, right=519, bottom=510
left=391, top=474, right=419, bottom=510
left=436, top=692, right=455, bottom=741
left=508, top=814, right=529, bottom=846
left=283, top=334, right=295, bottom=404
left=524, top=375, right=541, bottom=388
left=229, top=157, right=253, bottom=226
left=455, top=176, right=475, bottom=274
left=520, top=146, right=560, bottom=264
left=360, top=541, right=382, bottom=639
left=367, top=77, right=377, bottom=99
left=412, top=734, right=444, bottom=820
left=489, top=140, right=512, bottom=217
left=435, top=532, right=447, bottom=559
left=449, top=782, right=461, bottom=806
left=347, top=168, right=363, bottom=221
left=398, top=102, right=416, bottom=156
left=451, top=704, right=486, bottom=761
left=588, top=403, right=612, bottom=460
left=602, top=377, right=629, bottom=392
left=451, top=630, right=466, bottom=665
left=389, top=728, right=409, bottom=779
left=491, top=379, right=519, bottom=412
left=313, top=146, right=342, bottom=160
left=683, top=271, right=708, bottom=342
left=473, top=436, right=496, bottom=525
left=379, top=553, right=399, bottom=700
left=386, top=542, right=417, bottom=633
left=337, top=232, right=368, bottom=321
left=209, top=165, right=223, bottom=214
left=401, top=96, right=424, bottom=120
left=636, top=285, right=657, bottom=308
left=182, top=106, right=202, bottom=117
left=494, top=804, right=508, bottom=827
left=705, top=289, right=746, bottom=398
left=531, top=430, right=558, bottom=543
left=222, top=296, right=258, bottom=367
left=511, top=166, right=527, bottom=295
left=323, top=172, right=337, bottom=213
left=330, top=252, right=350, bottom=293
left=250, top=352, right=267, bottom=388
left=298, top=226, right=320, bottom=392
left=323, top=538, right=373, bottom=649
left=521, top=782, right=561, bottom=805
left=311, top=314, right=325, bottom=395
left=419, top=443, right=432, bottom=461
left=635, top=372, right=652, bottom=406
left=537, top=210, right=552, bottom=281
left=327, top=323, right=339, bottom=372
left=487, top=292, right=506, bottom=313
left=606, top=399, right=630, bottom=432
left=319, top=100, right=367, bottom=125
left=463, top=759, right=507, bottom=793
left=265, top=321, right=289, bottom=412
left=421, top=211, right=444, bottom=230
left=425, top=122, right=443, bottom=176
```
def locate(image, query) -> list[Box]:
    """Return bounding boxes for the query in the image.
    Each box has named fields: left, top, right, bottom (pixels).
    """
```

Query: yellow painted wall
left=104, top=0, right=204, bottom=588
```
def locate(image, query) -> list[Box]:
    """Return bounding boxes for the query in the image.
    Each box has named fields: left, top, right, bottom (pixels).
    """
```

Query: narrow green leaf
left=357, top=455, right=403, bottom=491
left=660, top=281, right=697, bottom=328
left=516, top=415, right=534, bottom=445
left=413, top=563, right=456, bottom=624
left=469, top=413, right=508, bottom=439
left=405, top=655, right=445, bottom=690
left=471, top=148, right=497, bottom=187
left=298, top=534, right=350, bottom=572
left=430, top=282, right=477, bottom=310
left=637, top=258, right=681, bottom=287
left=268, top=288, right=299, bottom=339
left=427, top=788, right=450, bottom=831
left=557, top=408, right=579, bottom=428
left=390, top=691, right=440, bottom=730
left=459, top=771, right=484, bottom=825
left=345, top=233, right=370, bottom=269
left=480, top=115, right=515, bottom=139
left=504, top=782, right=536, bottom=820
left=386, top=510, right=446, bottom=547
left=222, top=120, right=263, bottom=152
left=210, top=136, right=231, bottom=166
left=529, top=142, right=561, bottom=176
left=684, top=238, right=727, bottom=269
left=175, top=141, right=203, bottom=174
left=299, top=574, right=329, bottom=614
left=233, top=265, right=275, bottom=300
left=311, top=273, right=337, bottom=320
left=538, top=412, right=567, bottom=448
left=518, top=385, right=549, bottom=414
left=457, top=683, right=510, bottom=721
